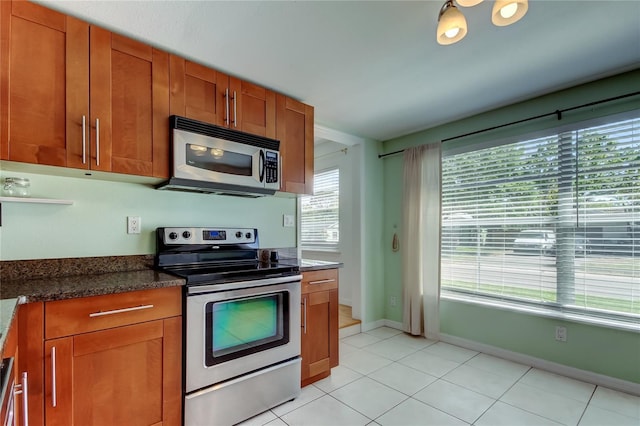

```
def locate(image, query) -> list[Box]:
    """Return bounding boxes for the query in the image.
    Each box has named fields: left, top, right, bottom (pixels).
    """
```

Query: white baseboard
left=439, top=333, right=640, bottom=397
left=383, top=319, right=404, bottom=330
left=359, top=319, right=404, bottom=333
left=339, top=324, right=361, bottom=338
left=360, top=319, right=386, bottom=332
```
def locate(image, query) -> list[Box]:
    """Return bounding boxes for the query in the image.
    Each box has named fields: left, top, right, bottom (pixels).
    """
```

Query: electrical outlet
left=283, top=214, right=295, bottom=227
left=390, top=296, right=397, bottom=307
left=555, top=326, right=567, bottom=342
left=127, top=216, right=141, bottom=234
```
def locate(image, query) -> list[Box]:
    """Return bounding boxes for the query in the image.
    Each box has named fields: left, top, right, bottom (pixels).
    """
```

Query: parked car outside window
left=513, top=230, right=556, bottom=255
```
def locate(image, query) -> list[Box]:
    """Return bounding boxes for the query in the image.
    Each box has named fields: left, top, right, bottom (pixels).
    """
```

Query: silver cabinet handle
left=232, top=90, right=237, bottom=127
left=95, top=118, right=100, bottom=166
left=302, top=298, right=307, bottom=335
left=225, top=88, right=230, bottom=125
left=14, top=372, right=29, bottom=426
left=82, top=115, right=87, bottom=164
left=51, top=346, right=57, bottom=408
left=89, top=304, right=154, bottom=318
left=22, top=372, right=28, bottom=426
left=309, top=279, right=336, bottom=285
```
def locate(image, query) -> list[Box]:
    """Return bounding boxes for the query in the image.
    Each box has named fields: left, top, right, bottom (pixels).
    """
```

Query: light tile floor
left=239, top=327, right=640, bottom=426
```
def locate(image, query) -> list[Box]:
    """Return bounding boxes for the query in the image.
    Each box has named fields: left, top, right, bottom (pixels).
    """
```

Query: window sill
left=441, top=291, right=640, bottom=333
left=301, top=247, right=341, bottom=254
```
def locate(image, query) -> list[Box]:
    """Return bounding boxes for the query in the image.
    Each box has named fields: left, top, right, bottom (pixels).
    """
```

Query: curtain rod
left=377, top=90, right=640, bottom=159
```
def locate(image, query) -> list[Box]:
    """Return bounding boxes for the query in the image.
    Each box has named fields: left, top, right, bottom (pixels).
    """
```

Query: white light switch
left=283, top=214, right=295, bottom=227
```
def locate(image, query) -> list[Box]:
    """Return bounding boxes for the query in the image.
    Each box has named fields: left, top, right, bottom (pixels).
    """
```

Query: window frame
left=300, top=167, right=340, bottom=252
left=440, top=110, right=640, bottom=330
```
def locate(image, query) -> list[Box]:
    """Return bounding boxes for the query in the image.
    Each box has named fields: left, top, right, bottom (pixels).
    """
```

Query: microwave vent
left=171, top=116, right=279, bottom=151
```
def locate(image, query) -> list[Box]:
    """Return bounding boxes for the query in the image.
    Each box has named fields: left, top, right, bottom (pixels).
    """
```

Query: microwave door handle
left=259, top=150, right=265, bottom=183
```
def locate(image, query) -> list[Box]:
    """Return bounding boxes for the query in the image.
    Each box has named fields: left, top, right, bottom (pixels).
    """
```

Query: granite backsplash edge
left=0, top=255, right=155, bottom=281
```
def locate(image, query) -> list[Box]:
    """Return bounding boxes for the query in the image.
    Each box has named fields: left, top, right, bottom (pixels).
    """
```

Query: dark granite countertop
left=0, top=269, right=184, bottom=303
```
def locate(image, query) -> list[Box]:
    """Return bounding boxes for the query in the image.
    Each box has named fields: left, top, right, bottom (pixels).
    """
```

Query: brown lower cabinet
left=300, top=269, right=339, bottom=387
left=19, top=287, right=182, bottom=426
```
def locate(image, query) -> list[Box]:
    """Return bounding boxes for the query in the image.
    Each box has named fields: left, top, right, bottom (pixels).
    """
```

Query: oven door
left=173, top=128, right=273, bottom=189
left=185, top=275, right=301, bottom=393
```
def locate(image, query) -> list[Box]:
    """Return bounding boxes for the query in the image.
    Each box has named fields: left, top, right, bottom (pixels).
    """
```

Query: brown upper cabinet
left=1, top=0, right=313, bottom=191
left=0, top=1, right=170, bottom=178
left=170, top=56, right=276, bottom=139
left=276, top=95, right=314, bottom=195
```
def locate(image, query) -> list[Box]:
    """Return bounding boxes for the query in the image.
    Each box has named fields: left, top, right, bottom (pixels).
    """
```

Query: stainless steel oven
left=155, top=227, right=301, bottom=426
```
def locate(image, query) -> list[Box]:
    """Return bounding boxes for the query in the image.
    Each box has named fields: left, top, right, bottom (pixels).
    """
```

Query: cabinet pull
left=51, top=346, right=57, bottom=408
left=232, top=90, right=237, bottom=128
left=82, top=115, right=87, bottom=164
left=309, top=278, right=336, bottom=285
left=14, top=372, right=29, bottom=426
left=224, top=88, right=230, bottom=124
left=302, top=298, right=307, bottom=334
left=89, top=304, right=154, bottom=318
left=95, top=118, right=100, bottom=166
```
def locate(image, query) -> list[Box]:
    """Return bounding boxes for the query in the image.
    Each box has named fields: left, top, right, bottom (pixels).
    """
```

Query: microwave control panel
left=265, top=151, right=279, bottom=184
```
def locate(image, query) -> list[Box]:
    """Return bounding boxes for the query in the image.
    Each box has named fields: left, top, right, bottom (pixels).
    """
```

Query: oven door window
left=187, top=143, right=252, bottom=176
left=204, top=292, right=290, bottom=366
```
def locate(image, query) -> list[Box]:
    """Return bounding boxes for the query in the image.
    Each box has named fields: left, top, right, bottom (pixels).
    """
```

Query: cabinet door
left=44, top=317, right=182, bottom=426
left=0, top=1, right=89, bottom=167
left=301, top=289, right=338, bottom=386
left=233, top=79, right=276, bottom=138
left=169, top=56, right=226, bottom=127
left=90, top=28, right=170, bottom=178
left=18, top=302, right=45, bottom=426
left=276, top=95, right=314, bottom=195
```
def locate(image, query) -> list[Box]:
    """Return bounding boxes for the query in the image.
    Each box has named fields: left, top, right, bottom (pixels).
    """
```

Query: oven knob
left=182, top=231, right=191, bottom=239
left=168, top=232, right=178, bottom=240
left=245, top=232, right=252, bottom=239
left=235, top=231, right=242, bottom=239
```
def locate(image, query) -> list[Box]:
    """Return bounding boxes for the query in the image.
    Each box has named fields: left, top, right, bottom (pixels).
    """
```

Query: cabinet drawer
left=302, top=269, right=338, bottom=293
left=45, top=286, right=181, bottom=339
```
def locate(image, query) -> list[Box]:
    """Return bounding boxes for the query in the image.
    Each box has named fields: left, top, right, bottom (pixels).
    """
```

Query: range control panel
left=161, top=227, right=257, bottom=245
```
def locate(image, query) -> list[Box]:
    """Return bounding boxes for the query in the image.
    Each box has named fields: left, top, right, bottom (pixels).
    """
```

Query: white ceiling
left=37, top=0, right=640, bottom=142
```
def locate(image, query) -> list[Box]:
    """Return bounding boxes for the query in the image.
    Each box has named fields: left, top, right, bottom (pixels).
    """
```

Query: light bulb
left=445, top=27, right=460, bottom=38
left=500, top=2, right=518, bottom=19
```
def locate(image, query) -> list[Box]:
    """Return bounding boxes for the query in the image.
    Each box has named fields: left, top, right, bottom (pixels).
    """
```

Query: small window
left=300, top=168, right=340, bottom=250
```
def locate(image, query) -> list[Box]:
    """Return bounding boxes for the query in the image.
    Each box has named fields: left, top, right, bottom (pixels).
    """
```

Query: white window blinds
left=441, top=114, right=640, bottom=323
left=300, top=168, right=340, bottom=250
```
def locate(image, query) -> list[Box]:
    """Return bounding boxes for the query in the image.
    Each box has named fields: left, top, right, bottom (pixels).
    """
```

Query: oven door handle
left=186, top=274, right=303, bottom=295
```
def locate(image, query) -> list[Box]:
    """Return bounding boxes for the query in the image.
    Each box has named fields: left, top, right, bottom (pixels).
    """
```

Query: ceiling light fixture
left=436, top=0, right=529, bottom=45
left=492, top=0, right=528, bottom=26
left=436, top=0, right=468, bottom=45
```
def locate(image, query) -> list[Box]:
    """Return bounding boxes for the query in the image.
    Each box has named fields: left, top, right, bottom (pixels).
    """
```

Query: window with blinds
left=300, top=168, right=340, bottom=250
left=441, top=114, right=639, bottom=324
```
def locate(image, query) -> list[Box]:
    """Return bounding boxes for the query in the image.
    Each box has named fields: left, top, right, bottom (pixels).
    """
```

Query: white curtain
left=402, top=143, right=441, bottom=339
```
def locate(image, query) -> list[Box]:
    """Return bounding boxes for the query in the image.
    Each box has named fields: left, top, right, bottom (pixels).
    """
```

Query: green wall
left=441, top=300, right=640, bottom=383
left=361, top=139, right=386, bottom=324
left=0, top=166, right=296, bottom=260
left=381, top=68, right=640, bottom=383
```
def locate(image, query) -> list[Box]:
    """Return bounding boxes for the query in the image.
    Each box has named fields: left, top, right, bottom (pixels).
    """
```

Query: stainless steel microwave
left=157, top=116, right=280, bottom=197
